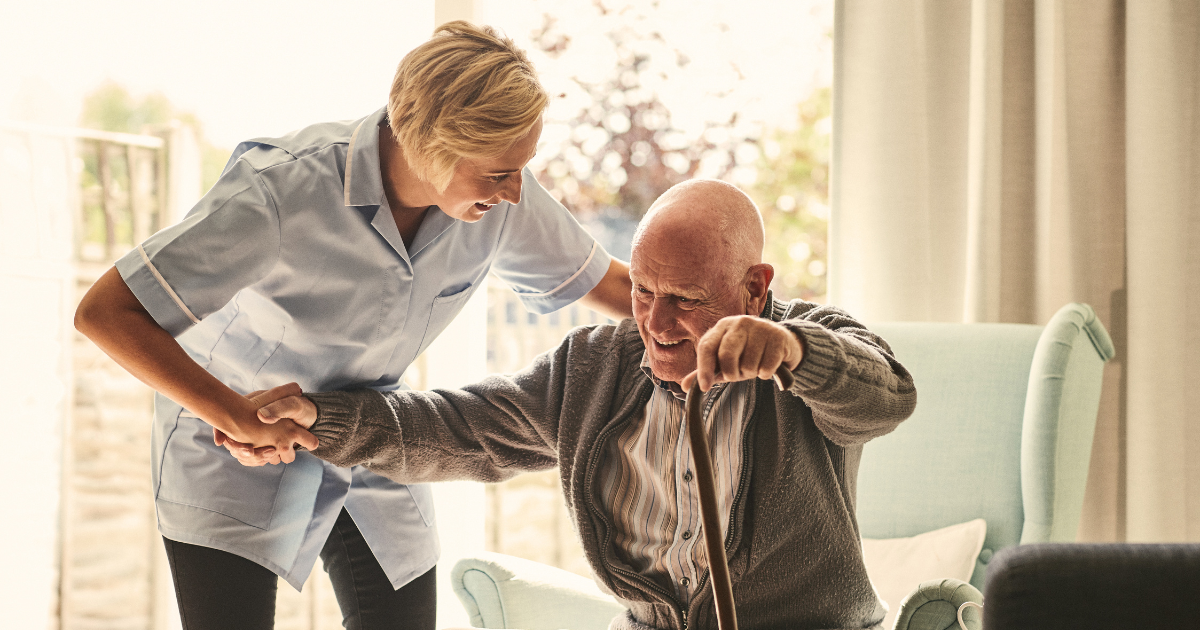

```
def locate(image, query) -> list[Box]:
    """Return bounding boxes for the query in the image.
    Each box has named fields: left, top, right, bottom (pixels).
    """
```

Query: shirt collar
left=343, top=106, right=389, bottom=208
left=639, top=354, right=689, bottom=400
left=639, top=354, right=732, bottom=402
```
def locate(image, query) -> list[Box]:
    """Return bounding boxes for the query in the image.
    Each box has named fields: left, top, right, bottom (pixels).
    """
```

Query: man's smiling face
left=630, top=212, right=750, bottom=384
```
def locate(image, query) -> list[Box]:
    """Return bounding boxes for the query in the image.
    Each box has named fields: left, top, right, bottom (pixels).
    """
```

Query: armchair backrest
left=855, top=303, right=1114, bottom=589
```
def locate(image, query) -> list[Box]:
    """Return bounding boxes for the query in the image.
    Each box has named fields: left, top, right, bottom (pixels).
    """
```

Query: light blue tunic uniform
left=115, top=107, right=610, bottom=590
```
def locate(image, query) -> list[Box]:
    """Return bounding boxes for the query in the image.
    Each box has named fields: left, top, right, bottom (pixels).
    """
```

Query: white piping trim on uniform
left=344, top=120, right=364, bottom=207
left=530, top=241, right=600, bottom=298
left=139, top=245, right=200, bottom=325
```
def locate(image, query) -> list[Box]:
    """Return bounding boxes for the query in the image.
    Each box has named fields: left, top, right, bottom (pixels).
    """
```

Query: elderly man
left=247, top=179, right=916, bottom=630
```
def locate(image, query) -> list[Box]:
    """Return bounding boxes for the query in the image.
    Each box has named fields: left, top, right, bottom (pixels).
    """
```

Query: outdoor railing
left=76, top=128, right=168, bottom=262
left=0, top=120, right=188, bottom=630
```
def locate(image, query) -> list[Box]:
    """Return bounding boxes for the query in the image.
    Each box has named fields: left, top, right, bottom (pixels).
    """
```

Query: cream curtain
left=831, top=0, right=1200, bottom=542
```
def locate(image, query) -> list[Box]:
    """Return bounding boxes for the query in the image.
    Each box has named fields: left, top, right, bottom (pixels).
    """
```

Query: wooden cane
left=685, top=366, right=794, bottom=630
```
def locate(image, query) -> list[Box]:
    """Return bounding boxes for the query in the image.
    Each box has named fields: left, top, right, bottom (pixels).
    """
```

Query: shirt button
left=680, top=577, right=691, bottom=587
left=683, top=471, right=693, bottom=482
left=682, top=530, right=693, bottom=540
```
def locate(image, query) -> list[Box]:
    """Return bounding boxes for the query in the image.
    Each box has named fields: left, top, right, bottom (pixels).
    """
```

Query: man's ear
left=742, top=263, right=774, bottom=315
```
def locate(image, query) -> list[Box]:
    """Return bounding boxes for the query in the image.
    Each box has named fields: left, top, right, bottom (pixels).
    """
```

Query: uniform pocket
left=415, top=283, right=478, bottom=358
left=155, top=413, right=287, bottom=530
left=357, top=471, right=436, bottom=527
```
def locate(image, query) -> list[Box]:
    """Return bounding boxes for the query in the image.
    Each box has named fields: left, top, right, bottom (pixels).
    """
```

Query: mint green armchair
left=451, top=303, right=1114, bottom=630
left=864, top=303, right=1113, bottom=629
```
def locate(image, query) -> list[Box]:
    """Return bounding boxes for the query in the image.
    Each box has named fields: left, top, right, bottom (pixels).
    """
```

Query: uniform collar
left=343, top=106, right=389, bottom=208
left=341, top=106, right=459, bottom=262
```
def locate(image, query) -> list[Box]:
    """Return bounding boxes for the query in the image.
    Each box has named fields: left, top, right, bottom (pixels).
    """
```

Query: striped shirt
left=598, top=354, right=751, bottom=604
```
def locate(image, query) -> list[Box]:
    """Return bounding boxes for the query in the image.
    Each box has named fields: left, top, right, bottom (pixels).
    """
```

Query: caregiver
left=74, top=21, right=632, bottom=630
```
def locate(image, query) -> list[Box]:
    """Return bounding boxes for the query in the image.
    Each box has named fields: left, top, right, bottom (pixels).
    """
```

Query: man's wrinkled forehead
left=629, top=262, right=707, bottom=297
left=631, top=236, right=736, bottom=301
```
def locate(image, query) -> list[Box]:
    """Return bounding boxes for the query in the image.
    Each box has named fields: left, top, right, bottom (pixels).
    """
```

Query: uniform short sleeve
left=114, top=155, right=282, bottom=336
left=490, top=168, right=612, bottom=314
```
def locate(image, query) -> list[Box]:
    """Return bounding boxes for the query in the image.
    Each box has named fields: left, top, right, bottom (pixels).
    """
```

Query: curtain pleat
left=1125, top=1, right=1200, bottom=541
left=833, top=0, right=1199, bottom=542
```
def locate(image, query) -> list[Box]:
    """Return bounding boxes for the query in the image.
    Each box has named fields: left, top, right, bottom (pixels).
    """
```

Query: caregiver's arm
left=74, top=267, right=318, bottom=459
left=578, top=258, right=633, bottom=321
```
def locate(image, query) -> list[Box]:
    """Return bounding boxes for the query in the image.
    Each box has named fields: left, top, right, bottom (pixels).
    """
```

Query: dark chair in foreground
left=982, top=543, right=1200, bottom=630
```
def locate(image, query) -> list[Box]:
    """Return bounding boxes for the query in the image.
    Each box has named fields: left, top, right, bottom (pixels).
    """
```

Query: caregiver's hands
left=214, top=382, right=319, bottom=466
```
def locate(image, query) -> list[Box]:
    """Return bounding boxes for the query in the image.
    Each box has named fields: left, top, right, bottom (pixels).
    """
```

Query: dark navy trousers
left=163, top=508, right=437, bottom=630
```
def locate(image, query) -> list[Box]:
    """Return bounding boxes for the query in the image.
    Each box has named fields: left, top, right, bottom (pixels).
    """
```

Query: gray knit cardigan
left=307, top=297, right=916, bottom=630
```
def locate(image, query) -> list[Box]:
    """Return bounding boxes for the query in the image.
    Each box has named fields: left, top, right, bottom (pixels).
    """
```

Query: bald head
left=633, top=179, right=765, bottom=283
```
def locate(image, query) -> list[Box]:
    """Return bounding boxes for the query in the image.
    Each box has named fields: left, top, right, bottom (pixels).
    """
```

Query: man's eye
left=489, top=174, right=509, bottom=183
left=636, top=286, right=652, bottom=293
left=677, top=296, right=694, bottom=304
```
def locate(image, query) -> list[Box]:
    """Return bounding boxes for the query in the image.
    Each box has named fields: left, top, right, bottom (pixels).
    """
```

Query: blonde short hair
left=388, top=21, right=548, bottom=192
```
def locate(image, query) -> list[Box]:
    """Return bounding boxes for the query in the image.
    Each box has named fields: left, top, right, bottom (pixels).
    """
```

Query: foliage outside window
left=524, top=4, right=830, bottom=301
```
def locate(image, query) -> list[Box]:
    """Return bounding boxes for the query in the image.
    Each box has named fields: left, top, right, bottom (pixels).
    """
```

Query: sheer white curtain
left=832, top=0, right=1200, bottom=542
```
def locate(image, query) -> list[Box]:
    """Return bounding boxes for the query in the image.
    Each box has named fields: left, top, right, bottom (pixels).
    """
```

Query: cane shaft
left=685, top=365, right=792, bottom=630
left=686, top=381, right=738, bottom=630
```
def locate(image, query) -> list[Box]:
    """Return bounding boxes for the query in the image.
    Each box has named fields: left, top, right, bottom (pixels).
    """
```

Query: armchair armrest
left=893, top=578, right=983, bottom=630
left=451, top=552, right=625, bottom=630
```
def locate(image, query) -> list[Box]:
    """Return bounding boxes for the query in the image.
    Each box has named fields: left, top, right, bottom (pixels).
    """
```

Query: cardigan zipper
left=583, top=369, right=759, bottom=630
left=687, top=380, right=759, bottom=626
left=582, top=384, right=680, bottom=609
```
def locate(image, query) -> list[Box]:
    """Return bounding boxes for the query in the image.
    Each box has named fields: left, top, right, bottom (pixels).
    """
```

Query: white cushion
left=861, top=518, right=987, bottom=630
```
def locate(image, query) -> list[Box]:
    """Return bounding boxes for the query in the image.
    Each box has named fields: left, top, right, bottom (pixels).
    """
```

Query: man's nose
left=646, top=297, right=676, bottom=335
left=497, top=174, right=522, bottom=205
